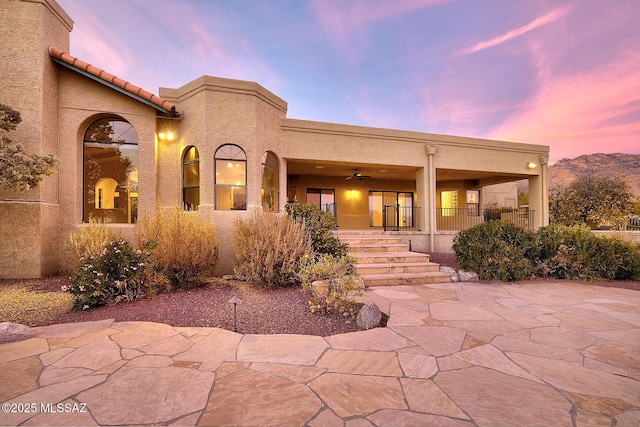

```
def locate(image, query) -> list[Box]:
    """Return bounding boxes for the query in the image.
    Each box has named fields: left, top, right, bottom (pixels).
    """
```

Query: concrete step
left=356, top=262, right=441, bottom=275
left=361, top=272, right=452, bottom=286
left=340, top=237, right=404, bottom=246
left=349, top=251, right=431, bottom=264
left=346, top=243, right=410, bottom=252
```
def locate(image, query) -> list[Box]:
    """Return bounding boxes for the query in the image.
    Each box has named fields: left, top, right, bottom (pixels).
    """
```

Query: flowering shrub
left=63, top=222, right=121, bottom=272
left=65, top=240, right=150, bottom=309
left=299, top=254, right=364, bottom=318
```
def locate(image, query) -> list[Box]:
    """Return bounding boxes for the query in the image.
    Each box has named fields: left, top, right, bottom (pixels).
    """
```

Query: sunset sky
left=56, top=0, right=640, bottom=164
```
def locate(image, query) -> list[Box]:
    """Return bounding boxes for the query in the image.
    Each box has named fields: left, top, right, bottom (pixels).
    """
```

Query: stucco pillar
left=425, top=145, right=437, bottom=251
left=528, top=154, right=549, bottom=229
left=280, top=157, right=288, bottom=212
left=538, top=154, right=549, bottom=227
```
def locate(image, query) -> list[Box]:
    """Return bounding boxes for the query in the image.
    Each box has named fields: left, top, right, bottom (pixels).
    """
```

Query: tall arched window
left=182, top=146, right=200, bottom=211
left=215, top=144, right=246, bottom=210
left=83, top=117, right=138, bottom=223
left=261, top=151, right=279, bottom=212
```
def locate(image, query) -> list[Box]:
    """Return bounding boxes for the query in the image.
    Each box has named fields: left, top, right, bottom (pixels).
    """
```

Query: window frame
left=261, top=151, right=279, bottom=212
left=82, top=116, right=138, bottom=224
left=182, top=146, right=200, bottom=211
left=214, top=144, right=247, bottom=211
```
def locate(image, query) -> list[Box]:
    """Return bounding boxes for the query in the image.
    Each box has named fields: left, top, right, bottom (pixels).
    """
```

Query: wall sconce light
left=158, top=131, right=175, bottom=141
left=527, top=162, right=537, bottom=169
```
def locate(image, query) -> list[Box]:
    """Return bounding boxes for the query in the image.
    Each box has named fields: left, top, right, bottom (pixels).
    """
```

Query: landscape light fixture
left=228, top=296, right=242, bottom=332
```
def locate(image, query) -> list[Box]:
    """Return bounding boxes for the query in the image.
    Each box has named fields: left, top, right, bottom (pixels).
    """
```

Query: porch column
left=538, top=154, right=549, bottom=227
left=426, top=145, right=437, bottom=251
left=528, top=154, right=549, bottom=229
left=280, top=158, right=288, bottom=212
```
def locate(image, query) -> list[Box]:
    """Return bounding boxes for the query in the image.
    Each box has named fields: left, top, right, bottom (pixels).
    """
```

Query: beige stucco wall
left=55, top=68, right=159, bottom=262
left=160, top=76, right=288, bottom=275
left=0, top=0, right=72, bottom=278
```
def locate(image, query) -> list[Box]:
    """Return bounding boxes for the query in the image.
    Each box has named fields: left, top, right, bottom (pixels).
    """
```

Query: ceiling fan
left=345, top=168, right=371, bottom=181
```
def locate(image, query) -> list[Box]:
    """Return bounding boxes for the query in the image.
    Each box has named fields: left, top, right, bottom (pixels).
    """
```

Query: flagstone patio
left=1, top=280, right=639, bottom=426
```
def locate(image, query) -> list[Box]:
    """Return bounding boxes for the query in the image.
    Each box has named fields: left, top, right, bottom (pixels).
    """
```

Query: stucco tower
left=0, top=0, right=73, bottom=278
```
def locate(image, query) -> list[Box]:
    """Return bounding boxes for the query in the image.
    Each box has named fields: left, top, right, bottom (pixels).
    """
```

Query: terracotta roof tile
left=49, top=46, right=177, bottom=115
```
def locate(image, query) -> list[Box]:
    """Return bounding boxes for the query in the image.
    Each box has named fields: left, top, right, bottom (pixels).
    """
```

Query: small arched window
left=83, top=117, right=138, bottom=223
left=214, top=144, right=246, bottom=210
left=182, top=146, right=200, bottom=211
left=261, top=151, right=279, bottom=212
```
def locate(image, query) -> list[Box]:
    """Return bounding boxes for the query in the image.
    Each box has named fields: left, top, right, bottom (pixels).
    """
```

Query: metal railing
left=383, top=205, right=421, bottom=231
left=437, top=208, right=535, bottom=231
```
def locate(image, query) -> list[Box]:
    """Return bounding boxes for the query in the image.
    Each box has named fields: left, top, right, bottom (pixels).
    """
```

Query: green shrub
left=285, top=202, right=348, bottom=258
left=233, top=211, right=312, bottom=288
left=453, top=221, right=537, bottom=281
left=65, top=240, right=149, bottom=309
left=136, top=207, right=219, bottom=288
left=536, top=224, right=640, bottom=280
left=63, top=222, right=121, bottom=272
left=298, top=254, right=364, bottom=318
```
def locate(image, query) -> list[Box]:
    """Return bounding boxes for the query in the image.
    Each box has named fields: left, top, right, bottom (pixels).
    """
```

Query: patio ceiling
left=286, top=159, right=419, bottom=181
left=436, top=168, right=531, bottom=186
left=286, top=160, right=531, bottom=186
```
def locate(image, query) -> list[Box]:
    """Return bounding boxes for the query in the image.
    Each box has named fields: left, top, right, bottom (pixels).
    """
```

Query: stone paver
left=1, top=280, right=639, bottom=426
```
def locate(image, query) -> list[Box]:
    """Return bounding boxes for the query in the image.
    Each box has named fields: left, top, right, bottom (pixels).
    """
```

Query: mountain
left=548, top=153, right=640, bottom=197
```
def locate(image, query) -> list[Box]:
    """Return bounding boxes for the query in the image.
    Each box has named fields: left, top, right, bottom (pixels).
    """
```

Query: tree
left=549, top=174, right=634, bottom=230
left=0, top=104, right=60, bottom=192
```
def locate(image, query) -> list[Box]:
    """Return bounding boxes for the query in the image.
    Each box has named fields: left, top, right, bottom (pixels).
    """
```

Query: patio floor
left=1, top=280, right=639, bottom=426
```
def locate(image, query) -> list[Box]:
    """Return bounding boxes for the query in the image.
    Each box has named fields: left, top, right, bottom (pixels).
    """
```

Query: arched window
left=83, top=117, right=138, bottom=223
left=261, top=151, right=279, bottom=212
left=215, top=144, right=246, bottom=210
left=182, top=146, right=200, bottom=211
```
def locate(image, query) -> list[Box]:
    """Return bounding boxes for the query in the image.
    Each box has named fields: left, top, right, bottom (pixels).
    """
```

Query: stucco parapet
left=22, top=0, right=74, bottom=31
left=282, top=118, right=549, bottom=155
left=172, top=76, right=287, bottom=113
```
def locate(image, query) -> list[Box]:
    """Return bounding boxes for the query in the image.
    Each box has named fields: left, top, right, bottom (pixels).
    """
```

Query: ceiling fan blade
left=345, top=176, right=353, bottom=181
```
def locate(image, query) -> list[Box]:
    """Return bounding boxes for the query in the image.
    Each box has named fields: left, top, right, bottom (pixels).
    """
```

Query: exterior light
left=528, top=162, right=537, bottom=169
left=228, top=296, right=242, bottom=332
left=158, top=132, right=175, bottom=141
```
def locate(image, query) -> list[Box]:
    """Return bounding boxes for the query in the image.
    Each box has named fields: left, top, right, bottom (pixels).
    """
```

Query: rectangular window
left=441, top=191, right=458, bottom=217
left=306, top=188, right=335, bottom=211
left=466, top=190, right=480, bottom=216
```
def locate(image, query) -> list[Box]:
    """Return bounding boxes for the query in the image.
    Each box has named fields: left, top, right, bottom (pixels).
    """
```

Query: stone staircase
left=336, top=232, right=451, bottom=286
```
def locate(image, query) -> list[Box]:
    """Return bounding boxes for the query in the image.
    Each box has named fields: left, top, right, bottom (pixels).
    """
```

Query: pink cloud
left=489, top=53, right=640, bottom=163
left=64, top=6, right=133, bottom=78
left=310, top=0, right=449, bottom=63
left=458, top=7, right=570, bottom=56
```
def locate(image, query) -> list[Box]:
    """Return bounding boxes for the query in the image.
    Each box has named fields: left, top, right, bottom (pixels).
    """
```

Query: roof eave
left=51, top=56, right=174, bottom=116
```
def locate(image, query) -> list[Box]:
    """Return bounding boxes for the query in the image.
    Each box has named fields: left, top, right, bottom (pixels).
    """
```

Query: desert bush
left=285, top=202, right=348, bottom=258
left=233, top=211, right=312, bottom=288
left=536, top=224, right=640, bottom=280
left=64, top=239, right=150, bottom=309
left=63, top=222, right=121, bottom=272
left=453, top=221, right=537, bottom=282
left=298, top=254, right=364, bottom=318
left=136, top=207, right=219, bottom=288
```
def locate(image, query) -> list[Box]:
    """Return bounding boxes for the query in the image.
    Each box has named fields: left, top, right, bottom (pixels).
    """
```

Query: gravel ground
left=0, top=276, right=364, bottom=336
left=1, top=253, right=638, bottom=336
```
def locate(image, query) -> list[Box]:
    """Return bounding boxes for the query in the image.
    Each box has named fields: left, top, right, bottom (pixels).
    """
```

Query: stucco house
left=0, top=0, right=549, bottom=279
